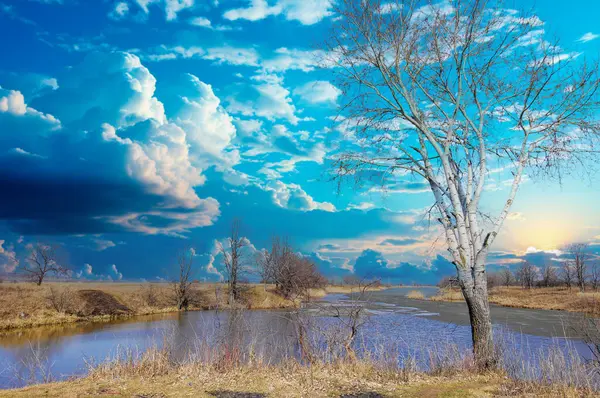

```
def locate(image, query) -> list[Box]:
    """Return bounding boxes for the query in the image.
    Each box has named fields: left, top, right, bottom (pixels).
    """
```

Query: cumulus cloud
left=226, top=74, right=298, bottom=124
left=223, top=0, right=334, bottom=25
left=0, top=240, right=18, bottom=273
left=0, top=51, right=235, bottom=235
left=293, top=80, right=341, bottom=105
left=266, top=181, right=335, bottom=212
left=352, top=249, right=454, bottom=284
left=110, top=264, right=123, bottom=280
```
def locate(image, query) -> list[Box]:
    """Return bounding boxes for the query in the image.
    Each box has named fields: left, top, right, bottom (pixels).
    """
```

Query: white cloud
left=267, top=181, right=335, bottom=212
left=189, top=16, right=211, bottom=27
left=91, top=238, right=117, bottom=251
left=0, top=240, right=18, bottom=273
left=378, top=2, right=402, bottom=14
left=293, top=80, right=341, bottom=105
left=109, top=2, right=129, bottom=20
left=262, top=47, right=324, bottom=72
left=227, top=74, right=298, bottom=124
left=1, top=52, right=230, bottom=236
left=577, top=32, right=599, bottom=43
left=110, top=264, right=123, bottom=280
left=223, top=0, right=333, bottom=25
left=134, top=0, right=194, bottom=21
left=507, top=212, right=526, bottom=221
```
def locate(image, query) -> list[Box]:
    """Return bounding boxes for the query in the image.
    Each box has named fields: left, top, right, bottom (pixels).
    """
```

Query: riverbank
left=0, top=282, right=388, bottom=332
left=1, top=356, right=588, bottom=397
left=429, top=286, right=600, bottom=314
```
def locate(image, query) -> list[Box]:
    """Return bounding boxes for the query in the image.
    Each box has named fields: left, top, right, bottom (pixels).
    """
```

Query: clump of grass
left=429, top=288, right=464, bottom=302
left=406, top=290, right=425, bottom=300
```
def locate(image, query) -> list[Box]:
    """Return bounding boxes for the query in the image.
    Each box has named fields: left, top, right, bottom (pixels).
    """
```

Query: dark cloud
left=352, top=249, right=455, bottom=285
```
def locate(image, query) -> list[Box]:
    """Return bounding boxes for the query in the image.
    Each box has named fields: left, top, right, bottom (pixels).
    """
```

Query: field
left=0, top=282, right=389, bottom=332
left=1, top=352, right=589, bottom=398
left=430, top=286, right=600, bottom=314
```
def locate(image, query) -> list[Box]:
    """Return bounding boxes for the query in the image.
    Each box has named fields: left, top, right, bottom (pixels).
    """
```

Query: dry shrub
left=139, top=284, right=160, bottom=307
left=46, top=286, right=79, bottom=314
left=406, top=290, right=425, bottom=300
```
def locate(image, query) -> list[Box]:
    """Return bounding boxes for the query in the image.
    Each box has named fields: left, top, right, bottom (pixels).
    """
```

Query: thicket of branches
left=257, top=237, right=326, bottom=299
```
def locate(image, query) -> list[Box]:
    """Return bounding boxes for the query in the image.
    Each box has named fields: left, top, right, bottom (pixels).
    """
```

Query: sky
left=0, top=0, right=599, bottom=284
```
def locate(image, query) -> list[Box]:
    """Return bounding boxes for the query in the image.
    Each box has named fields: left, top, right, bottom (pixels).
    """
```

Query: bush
left=46, top=286, right=77, bottom=313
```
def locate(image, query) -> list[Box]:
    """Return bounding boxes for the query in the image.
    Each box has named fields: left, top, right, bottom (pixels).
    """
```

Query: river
left=0, top=287, right=594, bottom=389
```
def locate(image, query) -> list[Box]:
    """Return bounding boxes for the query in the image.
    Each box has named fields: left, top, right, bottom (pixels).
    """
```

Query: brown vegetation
left=430, top=286, right=600, bottom=315
left=0, top=282, right=298, bottom=331
left=0, top=282, right=387, bottom=332
left=1, top=346, right=592, bottom=398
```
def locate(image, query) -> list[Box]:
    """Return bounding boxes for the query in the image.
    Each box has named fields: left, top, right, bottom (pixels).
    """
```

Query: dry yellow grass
left=406, top=290, right=426, bottom=300
left=430, top=286, right=600, bottom=314
left=2, top=359, right=589, bottom=398
left=0, top=282, right=298, bottom=332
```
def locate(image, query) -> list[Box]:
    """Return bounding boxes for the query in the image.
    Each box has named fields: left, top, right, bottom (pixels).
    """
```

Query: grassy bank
left=430, top=286, right=600, bottom=314
left=1, top=351, right=590, bottom=397
left=0, top=282, right=293, bottom=331
left=0, top=282, right=387, bottom=332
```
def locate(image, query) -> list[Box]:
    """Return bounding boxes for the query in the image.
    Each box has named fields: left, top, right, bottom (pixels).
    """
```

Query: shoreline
left=0, top=282, right=390, bottom=333
left=426, top=286, right=600, bottom=315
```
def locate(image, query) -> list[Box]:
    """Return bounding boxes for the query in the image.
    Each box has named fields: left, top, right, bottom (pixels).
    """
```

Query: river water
left=0, top=287, right=593, bottom=389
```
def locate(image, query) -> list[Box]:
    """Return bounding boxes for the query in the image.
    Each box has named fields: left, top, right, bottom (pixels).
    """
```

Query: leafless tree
left=567, top=243, right=588, bottom=292
left=343, top=275, right=361, bottom=285
left=540, top=264, right=558, bottom=287
left=172, top=249, right=194, bottom=310
left=21, top=243, right=69, bottom=285
left=257, top=236, right=326, bottom=299
left=499, top=268, right=513, bottom=287
left=325, top=0, right=600, bottom=367
left=562, top=262, right=575, bottom=289
left=219, top=219, right=248, bottom=305
left=590, top=262, right=600, bottom=291
left=516, top=262, right=536, bottom=289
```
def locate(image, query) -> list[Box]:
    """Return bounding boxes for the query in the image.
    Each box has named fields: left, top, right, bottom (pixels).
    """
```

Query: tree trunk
left=461, top=275, right=495, bottom=369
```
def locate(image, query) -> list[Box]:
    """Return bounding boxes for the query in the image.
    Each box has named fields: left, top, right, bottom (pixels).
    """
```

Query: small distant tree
left=499, top=268, right=513, bottom=288
left=590, top=262, right=600, bottom=291
left=219, top=219, right=248, bottom=305
left=561, top=262, right=575, bottom=289
left=343, top=275, right=361, bottom=286
left=568, top=243, right=588, bottom=292
left=540, top=265, right=558, bottom=288
left=172, top=249, right=194, bottom=310
left=257, top=236, right=326, bottom=299
left=516, top=262, right=536, bottom=289
left=21, top=243, right=69, bottom=285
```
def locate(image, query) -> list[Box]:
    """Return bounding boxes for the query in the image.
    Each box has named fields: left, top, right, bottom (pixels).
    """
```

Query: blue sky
left=0, top=0, right=599, bottom=283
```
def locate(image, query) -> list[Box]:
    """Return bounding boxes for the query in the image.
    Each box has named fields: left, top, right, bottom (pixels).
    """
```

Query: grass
left=429, top=286, right=600, bottom=315
left=406, top=290, right=426, bottom=300
left=0, top=282, right=298, bottom=332
left=0, top=282, right=388, bottom=332
left=1, top=347, right=590, bottom=398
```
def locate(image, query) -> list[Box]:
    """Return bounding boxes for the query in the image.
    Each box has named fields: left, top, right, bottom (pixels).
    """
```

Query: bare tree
left=567, top=243, right=588, bottom=292
left=172, top=249, right=194, bottom=310
left=257, top=236, right=326, bottom=299
left=540, top=264, right=558, bottom=288
left=219, top=219, right=248, bottom=305
left=562, top=262, right=575, bottom=289
left=325, top=0, right=600, bottom=366
left=516, top=262, right=536, bottom=289
left=499, top=268, right=513, bottom=288
left=21, top=244, right=69, bottom=285
left=590, top=262, right=600, bottom=291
